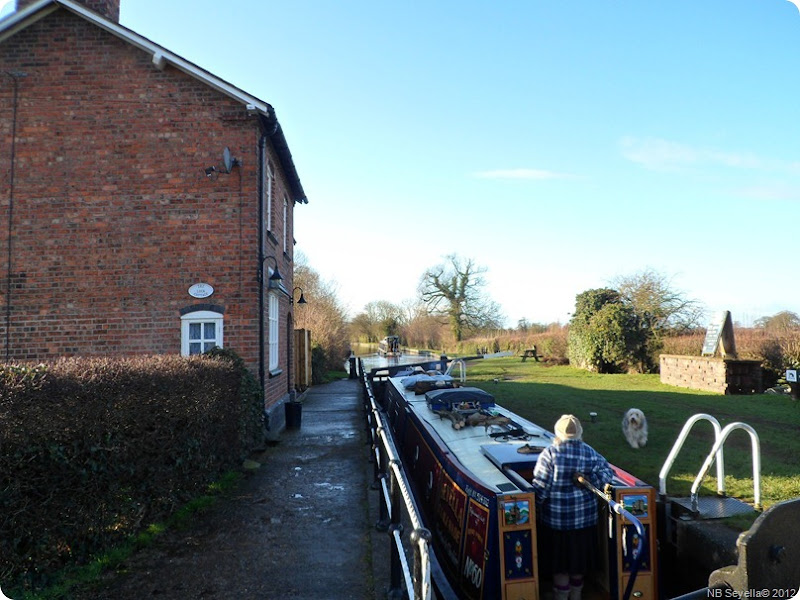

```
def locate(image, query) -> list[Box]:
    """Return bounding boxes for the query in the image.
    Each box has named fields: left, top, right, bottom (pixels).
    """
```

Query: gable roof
left=0, top=0, right=308, bottom=204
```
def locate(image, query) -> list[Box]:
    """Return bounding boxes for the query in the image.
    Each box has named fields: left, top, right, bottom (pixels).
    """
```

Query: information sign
left=701, top=311, right=728, bottom=356
left=701, top=310, right=738, bottom=357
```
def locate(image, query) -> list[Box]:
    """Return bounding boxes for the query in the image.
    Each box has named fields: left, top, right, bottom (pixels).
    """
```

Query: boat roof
left=387, top=376, right=555, bottom=493
left=386, top=372, right=650, bottom=492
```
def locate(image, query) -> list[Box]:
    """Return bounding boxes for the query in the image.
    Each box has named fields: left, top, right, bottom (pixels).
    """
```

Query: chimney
left=16, top=0, right=120, bottom=22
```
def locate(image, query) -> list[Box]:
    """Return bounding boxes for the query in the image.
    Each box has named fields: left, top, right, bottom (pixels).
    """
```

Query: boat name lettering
left=433, top=523, right=460, bottom=565
left=462, top=501, right=489, bottom=593
left=469, top=508, right=487, bottom=526
left=464, top=484, right=490, bottom=507
left=436, top=479, right=467, bottom=569
left=463, top=555, right=483, bottom=589
left=441, top=480, right=463, bottom=509
left=438, top=510, right=463, bottom=550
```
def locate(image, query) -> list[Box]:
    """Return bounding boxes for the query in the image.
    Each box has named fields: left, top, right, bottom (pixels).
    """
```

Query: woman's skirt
left=536, top=523, right=597, bottom=575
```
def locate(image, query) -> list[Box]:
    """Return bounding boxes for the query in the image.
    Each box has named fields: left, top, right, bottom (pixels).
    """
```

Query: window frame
left=180, top=310, right=223, bottom=356
left=282, top=195, right=288, bottom=254
left=266, top=160, right=274, bottom=233
left=268, top=292, right=280, bottom=373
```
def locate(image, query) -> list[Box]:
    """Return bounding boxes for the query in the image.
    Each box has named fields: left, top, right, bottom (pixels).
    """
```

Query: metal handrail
left=576, top=474, right=646, bottom=600
left=444, top=358, right=466, bottom=382
left=659, top=414, right=725, bottom=497
left=361, top=359, right=432, bottom=600
left=690, top=422, right=761, bottom=511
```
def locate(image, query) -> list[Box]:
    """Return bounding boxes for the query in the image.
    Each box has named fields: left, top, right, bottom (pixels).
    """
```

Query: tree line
left=296, top=252, right=800, bottom=377
left=351, top=256, right=711, bottom=374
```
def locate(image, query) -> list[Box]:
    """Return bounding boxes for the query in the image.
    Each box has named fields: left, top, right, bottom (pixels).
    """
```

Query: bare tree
left=609, top=268, right=704, bottom=333
left=754, top=311, right=800, bottom=333
left=365, top=301, right=405, bottom=338
left=419, top=254, right=504, bottom=342
left=400, top=300, right=445, bottom=350
left=349, top=312, right=375, bottom=343
left=293, top=255, right=350, bottom=373
left=350, top=301, right=406, bottom=342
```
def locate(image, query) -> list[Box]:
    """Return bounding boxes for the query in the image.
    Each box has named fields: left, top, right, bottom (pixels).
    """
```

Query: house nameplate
left=188, top=283, right=214, bottom=299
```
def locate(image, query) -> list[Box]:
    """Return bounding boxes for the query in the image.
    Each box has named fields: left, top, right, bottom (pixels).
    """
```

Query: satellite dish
left=223, top=147, right=233, bottom=173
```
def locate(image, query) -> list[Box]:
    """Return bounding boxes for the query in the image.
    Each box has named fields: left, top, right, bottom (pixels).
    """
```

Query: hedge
left=0, top=351, right=263, bottom=587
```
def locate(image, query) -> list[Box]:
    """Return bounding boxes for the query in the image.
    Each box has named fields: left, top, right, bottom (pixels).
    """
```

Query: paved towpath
left=75, top=377, right=388, bottom=600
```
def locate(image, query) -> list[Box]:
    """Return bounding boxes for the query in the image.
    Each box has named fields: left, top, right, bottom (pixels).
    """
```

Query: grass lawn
left=461, top=356, right=800, bottom=515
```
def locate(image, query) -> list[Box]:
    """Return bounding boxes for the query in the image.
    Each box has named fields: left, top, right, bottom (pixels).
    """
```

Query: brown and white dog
left=622, top=408, right=648, bottom=449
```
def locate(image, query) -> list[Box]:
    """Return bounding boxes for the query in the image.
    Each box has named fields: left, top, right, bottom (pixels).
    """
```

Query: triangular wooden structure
left=701, top=311, right=737, bottom=358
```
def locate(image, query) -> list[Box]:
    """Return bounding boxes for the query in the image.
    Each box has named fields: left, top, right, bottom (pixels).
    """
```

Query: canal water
left=348, top=351, right=441, bottom=373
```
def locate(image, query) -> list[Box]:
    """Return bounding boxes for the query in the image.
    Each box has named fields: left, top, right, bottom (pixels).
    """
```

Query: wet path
left=75, top=378, right=378, bottom=600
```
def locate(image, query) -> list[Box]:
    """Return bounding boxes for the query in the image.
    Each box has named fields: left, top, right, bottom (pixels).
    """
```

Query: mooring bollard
left=284, top=400, right=302, bottom=429
left=349, top=355, right=357, bottom=379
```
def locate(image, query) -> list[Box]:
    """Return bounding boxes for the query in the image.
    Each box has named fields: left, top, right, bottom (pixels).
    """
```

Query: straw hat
left=554, top=414, right=583, bottom=441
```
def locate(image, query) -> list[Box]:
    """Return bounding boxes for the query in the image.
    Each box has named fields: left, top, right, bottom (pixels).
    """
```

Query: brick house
left=0, top=0, right=308, bottom=432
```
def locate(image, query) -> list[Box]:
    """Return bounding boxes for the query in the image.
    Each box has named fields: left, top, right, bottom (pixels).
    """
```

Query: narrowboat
left=378, top=335, right=402, bottom=357
left=369, top=359, right=657, bottom=600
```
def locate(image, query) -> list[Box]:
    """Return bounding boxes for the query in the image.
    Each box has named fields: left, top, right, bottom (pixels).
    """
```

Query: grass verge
left=12, top=471, right=243, bottom=600
left=321, top=369, right=349, bottom=383
left=463, top=357, right=800, bottom=524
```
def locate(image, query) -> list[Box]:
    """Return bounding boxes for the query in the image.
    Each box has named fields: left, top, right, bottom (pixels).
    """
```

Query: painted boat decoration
left=369, top=359, right=657, bottom=600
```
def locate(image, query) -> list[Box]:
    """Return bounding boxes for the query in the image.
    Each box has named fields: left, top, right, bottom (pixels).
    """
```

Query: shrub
left=568, top=288, right=660, bottom=373
left=206, top=347, right=265, bottom=451
left=568, top=289, right=632, bottom=372
left=661, top=332, right=704, bottom=356
left=311, top=346, right=327, bottom=385
left=529, top=329, right=569, bottom=364
left=0, top=353, right=261, bottom=588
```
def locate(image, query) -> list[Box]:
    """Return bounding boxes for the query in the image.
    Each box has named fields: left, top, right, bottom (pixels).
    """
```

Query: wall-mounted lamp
left=204, top=166, right=217, bottom=178
left=262, top=255, right=283, bottom=282
left=292, top=287, right=307, bottom=305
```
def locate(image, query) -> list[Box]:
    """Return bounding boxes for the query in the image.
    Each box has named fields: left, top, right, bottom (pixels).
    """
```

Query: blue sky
left=4, top=0, right=800, bottom=327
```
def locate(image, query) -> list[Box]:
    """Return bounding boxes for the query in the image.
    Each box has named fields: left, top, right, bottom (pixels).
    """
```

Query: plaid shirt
left=531, top=439, right=614, bottom=530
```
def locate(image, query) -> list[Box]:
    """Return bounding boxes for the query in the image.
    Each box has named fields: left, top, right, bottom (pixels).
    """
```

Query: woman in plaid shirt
left=531, top=414, right=614, bottom=600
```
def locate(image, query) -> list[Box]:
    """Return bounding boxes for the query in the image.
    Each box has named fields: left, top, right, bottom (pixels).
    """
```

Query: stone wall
left=660, top=355, right=763, bottom=394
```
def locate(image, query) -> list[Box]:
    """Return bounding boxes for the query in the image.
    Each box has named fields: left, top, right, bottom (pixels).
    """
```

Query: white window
left=268, top=292, right=279, bottom=371
left=181, top=310, right=223, bottom=356
left=283, top=196, right=288, bottom=253
left=266, top=161, right=274, bottom=232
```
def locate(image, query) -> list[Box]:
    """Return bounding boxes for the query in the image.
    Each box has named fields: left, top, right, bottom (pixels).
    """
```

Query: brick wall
left=660, top=355, right=763, bottom=395
left=0, top=9, right=296, bottom=408
left=16, top=0, right=120, bottom=22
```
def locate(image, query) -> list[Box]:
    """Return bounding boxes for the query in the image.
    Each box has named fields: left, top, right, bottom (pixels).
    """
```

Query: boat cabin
left=378, top=335, right=402, bottom=357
